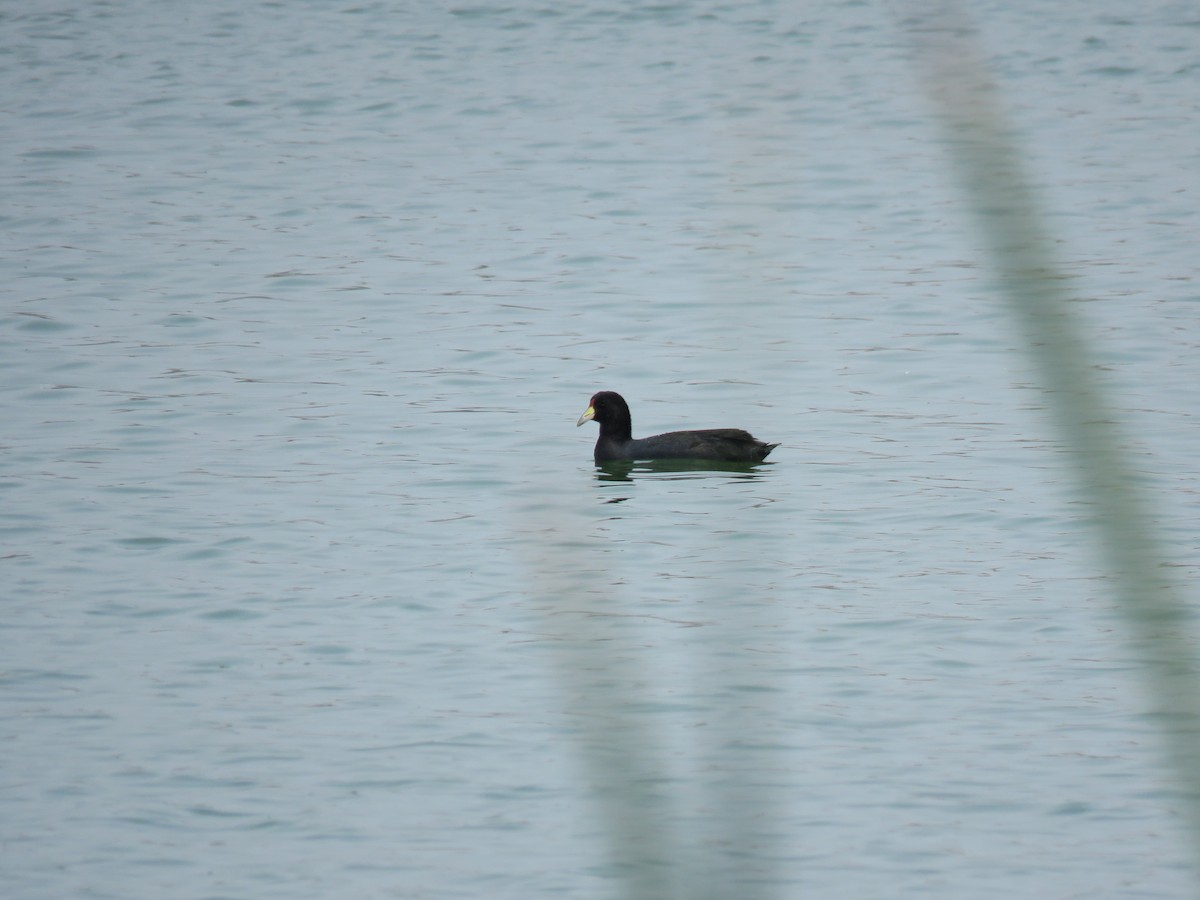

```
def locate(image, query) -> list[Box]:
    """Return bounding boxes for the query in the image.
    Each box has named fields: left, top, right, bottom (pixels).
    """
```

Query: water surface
left=3, top=2, right=1199, bottom=898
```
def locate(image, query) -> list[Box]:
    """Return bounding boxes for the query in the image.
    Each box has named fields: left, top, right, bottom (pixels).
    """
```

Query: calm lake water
left=3, top=1, right=1199, bottom=897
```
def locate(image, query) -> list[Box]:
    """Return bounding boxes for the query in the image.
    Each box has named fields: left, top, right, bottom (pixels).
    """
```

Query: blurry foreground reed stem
left=913, top=8, right=1200, bottom=856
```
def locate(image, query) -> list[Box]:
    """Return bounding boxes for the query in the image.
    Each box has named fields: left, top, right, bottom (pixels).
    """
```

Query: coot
left=576, top=391, right=778, bottom=463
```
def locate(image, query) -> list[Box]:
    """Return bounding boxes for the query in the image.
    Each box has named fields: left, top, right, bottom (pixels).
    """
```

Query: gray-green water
left=3, top=2, right=1198, bottom=897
